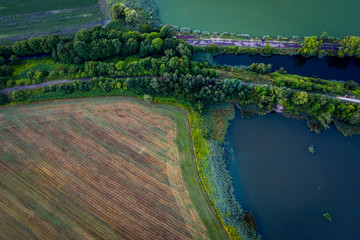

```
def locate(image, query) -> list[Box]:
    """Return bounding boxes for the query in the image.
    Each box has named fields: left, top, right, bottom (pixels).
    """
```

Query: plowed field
left=0, top=97, right=226, bottom=240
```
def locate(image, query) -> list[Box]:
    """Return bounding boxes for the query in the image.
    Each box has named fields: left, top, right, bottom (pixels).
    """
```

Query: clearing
left=0, top=97, right=226, bottom=239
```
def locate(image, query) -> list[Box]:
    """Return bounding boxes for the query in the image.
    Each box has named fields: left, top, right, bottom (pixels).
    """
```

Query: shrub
left=193, top=30, right=201, bottom=35
left=292, top=35, right=301, bottom=42
left=143, top=94, right=153, bottom=103
left=6, top=80, right=16, bottom=88
left=11, top=90, right=27, bottom=102
left=180, top=27, right=191, bottom=34
left=238, top=34, right=250, bottom=39
left=202, top=31, right=210, bottom=36
left=262, top=35, right=271, bottom=41
left=308, top=144, right=316, bottom=154
left=277, top=36, right=289, bottom=41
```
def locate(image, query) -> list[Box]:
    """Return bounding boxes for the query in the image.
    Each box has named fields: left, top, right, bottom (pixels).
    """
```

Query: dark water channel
left=214, top=54, right=360, bottom=83
left=227, top=110, right=360, bottom=240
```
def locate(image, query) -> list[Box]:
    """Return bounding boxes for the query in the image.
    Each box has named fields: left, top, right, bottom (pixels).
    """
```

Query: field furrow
left=0, top=97, right=212, bottom=240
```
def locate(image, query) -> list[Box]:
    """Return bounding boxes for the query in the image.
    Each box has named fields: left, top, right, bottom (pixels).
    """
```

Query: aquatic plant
left=208, top=140, right=260, bottom=239
left=308, top=144, right=316, bottom=154
left=323, top=213, right=332, bottom=222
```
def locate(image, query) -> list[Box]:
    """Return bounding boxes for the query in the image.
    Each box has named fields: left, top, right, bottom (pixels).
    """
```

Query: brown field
left=0, top=97, right=225, bottom=240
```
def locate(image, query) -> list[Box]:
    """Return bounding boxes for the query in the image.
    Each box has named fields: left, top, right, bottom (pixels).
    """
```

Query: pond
left=214, top=54, right=360, bottom=82
left=152, top=0, right=360, bottom=37
left=227, top=110, right=360, bottom=240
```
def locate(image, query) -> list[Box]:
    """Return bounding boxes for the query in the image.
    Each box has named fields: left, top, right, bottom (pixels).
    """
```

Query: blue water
left=214, top=54, right=360, bottom=82
left=227, top=110, right=360, bottom=240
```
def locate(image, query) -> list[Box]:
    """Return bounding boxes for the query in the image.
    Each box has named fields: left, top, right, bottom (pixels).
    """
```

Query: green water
left=152, top=0, right=360, bottom=37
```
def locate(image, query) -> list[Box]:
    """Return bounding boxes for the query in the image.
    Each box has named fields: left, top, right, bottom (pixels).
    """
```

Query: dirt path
left=182, top=38, right=339, bottom=50
left=99, top=0, right=111, bottom=26
left=2, top=76, right=359, bottom=104
left=0, top=76, right=145, bottom=94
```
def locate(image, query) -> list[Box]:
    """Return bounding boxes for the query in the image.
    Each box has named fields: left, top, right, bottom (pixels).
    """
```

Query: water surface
left=214, top=54, right=360, bottom=82
left=152, top=0, right=360, bottom=37
left=228, top=111, right=360, bottom=240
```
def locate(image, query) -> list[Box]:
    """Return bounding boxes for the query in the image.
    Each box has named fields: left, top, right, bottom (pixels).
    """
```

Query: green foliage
left=143, top=94, right=153, bottom=103
left=260, top=43, right=276, bottom=57
left=110, top=3, right=126, bottom=20
left=152, top=38, right=164, bottom=51
left=0, top=57, right=5, bottom=66
left=345, top=80, right=358, bottom=90
left=297, top=36, right=323, bottom=57
left=293, top=92, right=308, bottom=105
left=320, top=31, right=327, bottom=42
left=337, top=36, right=360, bottom=58
left=323, top=213, right=332, bottom=222
left=0, top=92, right=8, bottom=105
left=124, top=8, right=138, bottom=23
left=271, top=72, right=346, bottom=95
left=249, top=63, right=272, bottom=74
left=11, top=90, right=27, bottom=102
left=160, top=25, right=173, bottom=38
left=308, top=144, right=316, bottom=154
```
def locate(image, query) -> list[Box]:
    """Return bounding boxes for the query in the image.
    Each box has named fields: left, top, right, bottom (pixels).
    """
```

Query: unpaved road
left=2, top=77, right=359, bottom=104
left=183, top=38, right=339, bottom=50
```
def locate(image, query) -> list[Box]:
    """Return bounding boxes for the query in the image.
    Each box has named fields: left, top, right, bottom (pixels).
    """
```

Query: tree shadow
left=326, top=56, right=351, bottom=69
left=292, top=56, right=307, bottom=68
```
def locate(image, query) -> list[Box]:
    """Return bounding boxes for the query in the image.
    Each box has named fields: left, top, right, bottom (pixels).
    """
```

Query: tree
left=350, top=111, right=360, bottom=125
left=320, top=31, right=327, bottom=42
left=28, top=37, right=41, bottom=54
left=0, top=65, right=12, bottom=77
left=294, top=92, right=308, bottom=105
left=337, top=36, right=360, bottom=58
left=32, top=70, right=43, bottom=84
left=12, top=40, right=30, bottom=56
left=345, top=80, right=358, bottom=90
left=112, top=39, right=123, bottom=55
left=74, top=40, right=89, bottom=61
left=11, top=90, right=26, bottom=102
left=100, top=81, right=111, bottom=92
left=176, top=43, right=192, bottom=58
left=297, top=36, right=323, bottom=57
left=261, top=43, right=276, bottom=56
left=160, top=25, right=173, bottom=38
left=152, top=38, right=164, bottom=52
left=110, top=3, right=126, bottom=20
left=124, top=9, right=137, bottom=23
left=124, top=38, right=138, bottom=56
left=150, top=78, right=160, bottom=93
left=75, top=29, right=91, bottom=42
left=318, top=112, right=332, bottom=129
left=0, top=92, right=8, bottom=104
left=0, top=57, right=5, bottom=66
